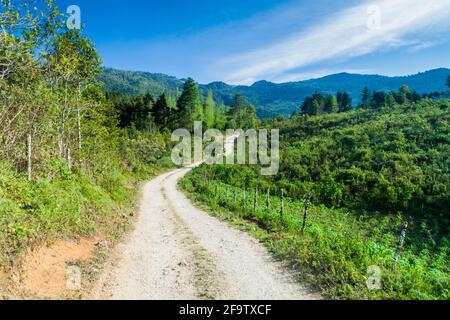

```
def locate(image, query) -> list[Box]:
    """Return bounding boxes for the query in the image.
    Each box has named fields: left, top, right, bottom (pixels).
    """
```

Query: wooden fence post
left=280, top=189, right=284, bottom=220
left=77, top=108, right=82, bottom=151
left=226, top=186, right=229, bottom=205
left=27, top=133, right=32, bottom=181
left=302, top=193, right=312, bottom=232
left=253, top=187, right=258, bottom=212
left=266, top=188, right=270, bottom=210
left=394, top=221, right=408, bottom=269
left=234, top=188, right=237, bottom=204
left=67, top=148, right=72, bottom=173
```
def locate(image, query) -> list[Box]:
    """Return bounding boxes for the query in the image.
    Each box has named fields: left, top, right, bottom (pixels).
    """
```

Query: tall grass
left=180, top=169, right=449, bottom=300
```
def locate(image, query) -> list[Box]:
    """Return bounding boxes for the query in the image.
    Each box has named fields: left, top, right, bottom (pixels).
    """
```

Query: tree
left=227, top=94, right=260, bottom=129
left=228, top=94, right=246, bottom=128
left=371, top=91, right=387, bottom=109
left=215, top=102, right=226, bottom=130
left=385, top=93, right=396, bottom=108
left=301, top=97, right=314, bottom=115
left=397, top=85, right=411, bottom=104
left=361, top=87, right=371, bottom=108
left=176, top=78, right=203, bottom=130
left=153, top=94, right=171, bottom=129
left=301, top=92, right=339, bottom=116
left=324, top=95, right=338, bottom=113
left=337, top=92, right=352, bottom=112
left=203, top=89, right=216, bottom=129
left=447, top=75, right=450, bottom=89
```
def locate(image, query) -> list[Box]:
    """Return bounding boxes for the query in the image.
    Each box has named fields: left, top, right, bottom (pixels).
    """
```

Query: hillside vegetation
left=0, top=1, right=172, bottom=267
left=101, top=67, right=450, bottom=118
left=181, top=98, right=449, bottom=300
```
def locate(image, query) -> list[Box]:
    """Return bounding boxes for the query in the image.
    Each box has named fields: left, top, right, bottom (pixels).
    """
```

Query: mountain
left=100, top=67, right=450, bottom=118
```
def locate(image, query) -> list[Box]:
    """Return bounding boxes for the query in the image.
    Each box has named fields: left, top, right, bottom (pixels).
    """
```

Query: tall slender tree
left=176, top=78, right=203, bottom=130
left=361, top=87, right=371, bottom=108
left=324, top=95, right=338, bottom=113
left=153, top=94, right=171, bottom=129
left=203, top=89, right=216, bottom=129
left=215, top=102, right=226, bottom=130
left=337, top=92, right=352, bottom=112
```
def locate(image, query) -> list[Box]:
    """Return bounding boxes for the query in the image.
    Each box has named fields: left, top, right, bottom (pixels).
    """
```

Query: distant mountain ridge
left=100, top=67, right=450, bottom=118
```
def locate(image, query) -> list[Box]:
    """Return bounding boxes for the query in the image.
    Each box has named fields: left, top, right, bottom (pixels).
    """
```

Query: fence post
left=394, top=221, right=408, bottom=269
left=266, top=188, right=270, bottom=210
left=234, top=188, right=237, bottom=204
left=280, top=189, right=284, bottom=220
left=226, top=186, right=229, bottom=205
left=77, top=108, right=82, bottom=151
left=27, top=133, right=32, bottom=181
left=67, top=148, right=72, bottom=173
left=253, top=187, right=258, bottom=212
left=302, top=193, right=312, bottom=233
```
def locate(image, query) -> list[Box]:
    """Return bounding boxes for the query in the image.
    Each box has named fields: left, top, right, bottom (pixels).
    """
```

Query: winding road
left=93, top=137, right=319, bottom=300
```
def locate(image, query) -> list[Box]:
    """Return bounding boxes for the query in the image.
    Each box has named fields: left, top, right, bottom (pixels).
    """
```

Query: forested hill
left=100, top=67, right=450, bottom=118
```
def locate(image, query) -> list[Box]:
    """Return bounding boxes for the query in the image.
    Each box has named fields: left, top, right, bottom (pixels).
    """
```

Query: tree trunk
left=27, top=133, right=32, bottom=181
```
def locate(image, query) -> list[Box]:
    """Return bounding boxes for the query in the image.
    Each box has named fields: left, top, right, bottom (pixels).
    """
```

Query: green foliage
left=337, top=91, right=353, bottom=112
left=213, top=101, right=449, bottom=224
left=176, top=78, right=203, bottom=130
left=361, top=86, right=371, bottom=108
left=153, top=94, right=172, bottom=129
left=302, top=92, right=339, bottom=115
left=203, top=89, right=216, bottom=129
left=101, top=68, right=450, bottom=118
left=214, top=102, right=227, bottom=130
left=0, top=1, right=172, bottom=266
left=227, top=94, right=260, bottom=129
left=184, top=100, right=449, bottom=300
left=180, top=170, right=449, bottom=300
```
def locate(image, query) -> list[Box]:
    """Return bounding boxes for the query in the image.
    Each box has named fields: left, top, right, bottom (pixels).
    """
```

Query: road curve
left=93, top=164, right=320, bottom=300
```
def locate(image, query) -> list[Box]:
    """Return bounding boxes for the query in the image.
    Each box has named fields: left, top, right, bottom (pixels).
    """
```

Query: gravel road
left=93, top=137, right=320, bottom=300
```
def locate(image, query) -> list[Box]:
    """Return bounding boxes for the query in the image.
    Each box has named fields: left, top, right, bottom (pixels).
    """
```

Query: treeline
left=108, top=79, right=260, bottom=132
left=300, top=82, right=450, bottom=116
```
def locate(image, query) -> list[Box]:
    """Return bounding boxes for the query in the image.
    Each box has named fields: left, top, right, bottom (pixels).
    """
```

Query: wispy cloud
left=218, top=0, right=450, bottom=84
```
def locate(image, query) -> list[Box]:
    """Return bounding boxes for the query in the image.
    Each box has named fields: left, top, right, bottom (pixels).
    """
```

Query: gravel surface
left=93, top=137, right=320, bottom=300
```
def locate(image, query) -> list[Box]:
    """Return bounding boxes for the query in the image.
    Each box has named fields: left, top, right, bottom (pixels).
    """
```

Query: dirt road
left=94, top=138, right=319, bottom=300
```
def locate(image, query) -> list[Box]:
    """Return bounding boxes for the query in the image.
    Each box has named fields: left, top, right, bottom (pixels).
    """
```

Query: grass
left=0, top=159, right=162, bottom=269
left=179, top=169, right=449, bottom=300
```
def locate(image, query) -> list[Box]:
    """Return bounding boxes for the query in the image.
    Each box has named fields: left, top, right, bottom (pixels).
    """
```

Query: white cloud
left=219, top=0, right=450, bottom=84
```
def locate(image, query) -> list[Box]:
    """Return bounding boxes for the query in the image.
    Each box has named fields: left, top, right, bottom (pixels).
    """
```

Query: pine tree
left=153, top=94, right=171, bottom=128
left=324, top=95, right=338, bottom=113
left=337, top=92, right=352, bottom=112
left=215, top=102, right=226, bottom=130
left=301, top=97, right=314, bottom=115
left=398, top=85, right=411, bottom=104
left=385, top=93, right=396, bottom=108
left=371, top=91, right=387, bottom=109
left=203, top=89, right=216, bottom=129
left=228, top=94, right=246, bottom=128
left=361, top=87, right=371, bottom=108
left=166, top=94, right=177, bottom=109
left=176, top=78, right=203, bottom=130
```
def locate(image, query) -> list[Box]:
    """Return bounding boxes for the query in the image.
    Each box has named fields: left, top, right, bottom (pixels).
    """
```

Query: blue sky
left=56, top=0, right=450, bottom=84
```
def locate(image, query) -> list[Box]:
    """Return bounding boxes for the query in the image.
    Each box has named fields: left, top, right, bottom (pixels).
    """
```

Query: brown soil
left=12, top=238, right=98, bottom=299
